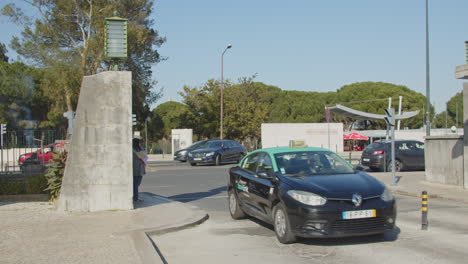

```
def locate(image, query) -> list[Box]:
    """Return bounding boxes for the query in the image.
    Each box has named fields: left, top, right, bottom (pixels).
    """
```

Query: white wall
left=261, top=123, right=344, bottom=152
left=171, top=129, right=193, bottom=153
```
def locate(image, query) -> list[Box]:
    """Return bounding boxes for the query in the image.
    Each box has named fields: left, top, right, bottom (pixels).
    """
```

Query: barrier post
left=421, top=191, right=428, bottom=230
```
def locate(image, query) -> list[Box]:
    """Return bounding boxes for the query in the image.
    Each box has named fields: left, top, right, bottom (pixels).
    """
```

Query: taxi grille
left=331, top=217, right=386, bottom=232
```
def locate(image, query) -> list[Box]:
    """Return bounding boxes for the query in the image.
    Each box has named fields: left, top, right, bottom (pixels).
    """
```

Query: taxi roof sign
left=289, top=140, right=307, bottom=148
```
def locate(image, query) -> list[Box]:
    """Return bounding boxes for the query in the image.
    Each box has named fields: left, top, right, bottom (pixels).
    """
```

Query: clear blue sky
left=1, top=0, right=468, bottom=114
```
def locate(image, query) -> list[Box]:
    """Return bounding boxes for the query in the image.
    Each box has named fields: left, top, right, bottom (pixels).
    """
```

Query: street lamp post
left=220, top=44, right=232, bottom=139
left=425, top=0, right=431, bottom=136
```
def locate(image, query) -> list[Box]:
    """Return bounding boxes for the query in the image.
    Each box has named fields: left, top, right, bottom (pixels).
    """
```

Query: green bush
left=0, top=174, right=48, bottom=195
left=0, top=180, right=25, bottom=195
left=26, top=174, right=48, bottom=194
left=44, top=151, right=67, bottom=202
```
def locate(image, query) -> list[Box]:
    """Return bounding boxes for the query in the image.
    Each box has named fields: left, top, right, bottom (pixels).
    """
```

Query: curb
left=129, top=193, right=210, bottom=264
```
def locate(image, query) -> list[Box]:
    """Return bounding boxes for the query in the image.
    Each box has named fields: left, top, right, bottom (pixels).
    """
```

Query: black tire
left=190, top=162, right=197, bottom=166
left=215, top=155, right=221, bottom=166
left=273, top=203, right=296, bottom=244
left=228, top=189, right=246, bottom=219
left=387, top=159, right=403, bottom=172
left=370, top=167, right=380, bottom=172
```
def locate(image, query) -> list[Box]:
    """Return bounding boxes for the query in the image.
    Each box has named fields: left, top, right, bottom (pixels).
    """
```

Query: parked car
left=19, top=144, right=58, bottom=165
left=227, top=147, right=396, bottom=244
left=360, top=140, right=425, bottom=172
left=18, top=143, right=59, bottom=173
left=187, top=139, right=246, bottom=166
left=173, top=140, right=208, bottom=162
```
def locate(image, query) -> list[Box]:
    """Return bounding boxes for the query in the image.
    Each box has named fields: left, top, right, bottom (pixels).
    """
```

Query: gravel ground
left=0, top=201, right=139, bottom=264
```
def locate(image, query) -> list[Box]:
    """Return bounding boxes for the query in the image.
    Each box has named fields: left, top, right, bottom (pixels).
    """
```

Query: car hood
left=190, top=148, right=219, bottom=153
left=175, top=148, right=188, bottom=154
left=281, top=172, right=385, bottom=199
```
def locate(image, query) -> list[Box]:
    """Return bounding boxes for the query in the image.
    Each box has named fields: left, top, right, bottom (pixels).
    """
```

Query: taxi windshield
left=274, top=151, right=355, bottom=177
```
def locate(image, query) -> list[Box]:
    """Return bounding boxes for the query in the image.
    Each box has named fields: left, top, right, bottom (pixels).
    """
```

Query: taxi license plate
left=194, top=158, right=202, bottom=161
left=342, top=209, right=376, bottom=220
left=363, top=158, right=370, bottom=162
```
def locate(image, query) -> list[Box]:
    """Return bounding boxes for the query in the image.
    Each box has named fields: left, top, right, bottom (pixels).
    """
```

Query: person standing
left=132, top=138, right=147, bottom=202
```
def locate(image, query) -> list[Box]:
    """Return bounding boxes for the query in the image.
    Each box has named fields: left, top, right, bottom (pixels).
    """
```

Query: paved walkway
left=0, top=193, right=208, bottom=264
left=0, top=169, right=467, bottom=264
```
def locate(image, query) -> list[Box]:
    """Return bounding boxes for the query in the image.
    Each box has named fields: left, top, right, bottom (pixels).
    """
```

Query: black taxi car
left=228, top=147, right=396, bottom=244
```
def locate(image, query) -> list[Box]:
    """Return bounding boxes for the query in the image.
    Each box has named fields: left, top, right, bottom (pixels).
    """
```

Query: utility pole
left=425, top=0, right=431, bottom=136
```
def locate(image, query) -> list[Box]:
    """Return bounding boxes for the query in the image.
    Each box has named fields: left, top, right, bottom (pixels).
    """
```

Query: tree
left=434, top=91, right=463, bottom=128
left=0, top=42, right=8, bottom=63
left=0, top=57, right=49, bottom=128
left=269, top=91, right=335, bottom=123
left=335, top=82, right=430, bottom=129
left=179, top=78, right=431, bottom=142
left=179, top=79, right=225, bottom=139
left=224, top=78, right=281, bottom=141
left=2, top=0, right=165, bottom=127
left=150, top=101, right=194, bottom=140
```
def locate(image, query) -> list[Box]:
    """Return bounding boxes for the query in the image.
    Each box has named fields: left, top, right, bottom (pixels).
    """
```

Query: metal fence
left=0, top=129, right=66, bottom=175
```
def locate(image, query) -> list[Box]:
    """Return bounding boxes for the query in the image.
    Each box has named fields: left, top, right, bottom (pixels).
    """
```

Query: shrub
left=44, top=151, right=67, bottom=202
left=26, top=175, right=48, bottom=194
left=0, top=175, right=48, bottom=195
left=0, top=180, right=25, bottom=195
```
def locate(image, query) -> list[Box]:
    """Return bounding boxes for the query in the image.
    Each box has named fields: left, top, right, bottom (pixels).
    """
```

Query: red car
left=18, top=144, right=58, bottom=165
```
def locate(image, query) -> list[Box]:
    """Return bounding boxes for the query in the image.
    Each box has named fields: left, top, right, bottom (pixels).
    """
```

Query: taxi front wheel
left=228, top=189, right=246, bottom=219
left=273, top=203, right=296, bottom=244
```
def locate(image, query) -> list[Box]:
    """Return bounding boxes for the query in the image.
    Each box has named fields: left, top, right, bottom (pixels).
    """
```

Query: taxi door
left=247, top=152, right=276, bottom=219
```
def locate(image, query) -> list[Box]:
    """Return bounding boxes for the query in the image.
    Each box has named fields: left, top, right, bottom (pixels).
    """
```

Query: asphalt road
left=142, top=161, right=468, bottom=264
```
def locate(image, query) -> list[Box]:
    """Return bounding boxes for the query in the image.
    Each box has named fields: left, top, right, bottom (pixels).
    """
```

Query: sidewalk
left=148, top=154, right=173, bottom=162
left=368, top=171, right=468, bottom=203
left=0, top=192, right=208, bottom=264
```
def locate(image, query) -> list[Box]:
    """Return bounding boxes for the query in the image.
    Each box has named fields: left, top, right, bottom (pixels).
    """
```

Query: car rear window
left=365, top=143, right=384, bottom=150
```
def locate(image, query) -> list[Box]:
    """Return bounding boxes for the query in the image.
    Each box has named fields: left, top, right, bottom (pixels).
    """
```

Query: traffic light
left=1, top=123, right=6, bottom=134
left=384, top=109, right=395, bottom=127
left=132, top=114, right=137, bottom=126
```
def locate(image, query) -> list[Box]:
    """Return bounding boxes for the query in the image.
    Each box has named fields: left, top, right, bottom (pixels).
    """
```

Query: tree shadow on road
left=167, top=186, right=226, bottom=203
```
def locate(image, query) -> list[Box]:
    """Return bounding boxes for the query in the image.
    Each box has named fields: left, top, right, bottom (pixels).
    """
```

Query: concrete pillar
left=464, top=83, right=468, bottom=189
left=58, top=71, right=133, bottom=212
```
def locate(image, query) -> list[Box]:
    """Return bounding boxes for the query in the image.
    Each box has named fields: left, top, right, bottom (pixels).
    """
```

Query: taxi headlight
left=380, top=187, right=394, bottom=202
left=287, top=190, right=327, bottom=206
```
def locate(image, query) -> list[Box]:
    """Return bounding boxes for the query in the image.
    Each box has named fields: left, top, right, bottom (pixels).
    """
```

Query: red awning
left=343, top=132, right=369, bottom=140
